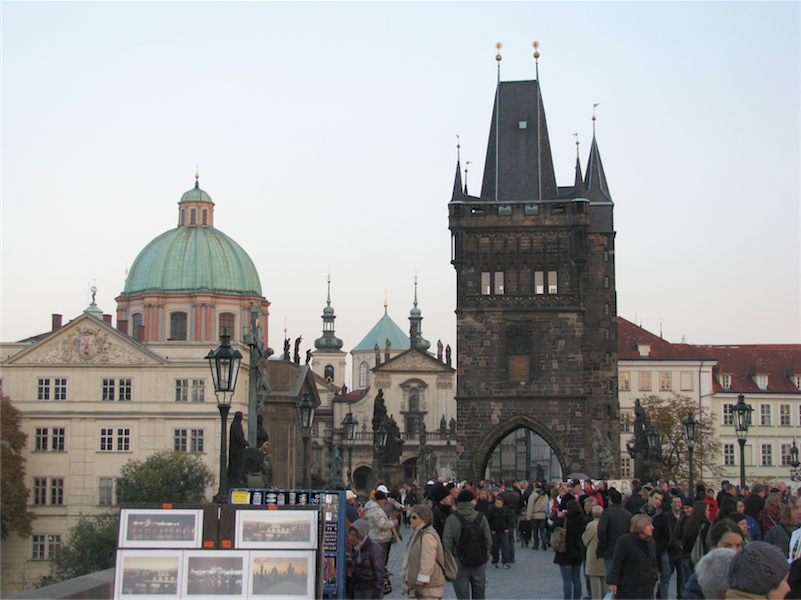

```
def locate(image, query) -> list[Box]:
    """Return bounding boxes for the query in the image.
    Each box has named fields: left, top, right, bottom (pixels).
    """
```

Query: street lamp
left=206, top=331, right=243, bottom=503
left=646, top=424, right=661, bottom=485
left=789, top=439, right=801, bottom=483
left=732, top=394, right=753, bottom=489
left=295, top=391, right=316, bottom=489
left=683, top=410, right=700, bottom=493
left=342, top=410, right=358, bottom=486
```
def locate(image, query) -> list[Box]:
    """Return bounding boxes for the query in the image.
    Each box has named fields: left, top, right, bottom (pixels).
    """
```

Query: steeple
left=451, top=160, right=465, bottom=201
left=480, top=79, right=558, bottom=202
left=584, top=134, right=612, bottom=204
left=314, top=275, right=343, bottom=352
left=409, top=276, right=431, bottom=352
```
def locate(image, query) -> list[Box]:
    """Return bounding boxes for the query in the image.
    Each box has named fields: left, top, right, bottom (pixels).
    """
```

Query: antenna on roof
left=495, top=43, right=502, bottom=203
left=533, top=41, right=540, bottom=80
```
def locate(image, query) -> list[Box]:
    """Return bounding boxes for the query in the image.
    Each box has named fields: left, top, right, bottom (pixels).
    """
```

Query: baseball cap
left=376, top=485, right=390, bottom=494
left=346, top=490, right=357, bottom=501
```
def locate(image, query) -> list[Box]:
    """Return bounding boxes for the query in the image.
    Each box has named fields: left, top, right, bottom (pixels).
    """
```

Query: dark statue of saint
left=374, top=343, right=381, bottom=366
left=228, top=411, right=249, bottom=487
left=383, top=415, right=402, bottom=465
left=372, top=389, right=387, bottom=434
left=439, top=415, right=447, bottom=436
left=256, top=414, right=270, bottom=450
left=283, top=338, right=291, bottom=361
left=305, top=349, right=312, bottom=364
left=294, top=336, right=302, bottom=364
left=633, top=399, right=649, bottom=451
left=449, top=417, right=457, bottom=437
left=445, top=344, right=452, bottom=367
left=331, top=442, right=343, bottom=481
left=437, top=340, right=443, bottom=361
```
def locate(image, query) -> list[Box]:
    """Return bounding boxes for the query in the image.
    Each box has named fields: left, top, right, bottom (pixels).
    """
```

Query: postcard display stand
left=113, top=502, right=325, bottom=600
left=229, top=489, right=347, bottom=599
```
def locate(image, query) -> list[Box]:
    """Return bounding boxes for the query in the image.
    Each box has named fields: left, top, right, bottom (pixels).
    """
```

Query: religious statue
left=384, top=339, right=391, bottom=363
left=419, top=420, right=427, bottom=449
left=330, top=442, right=343, bottom=481
left=439, top=415, right=447, bottom=436
left=437, top=340, right=443, bottom=362
left=374, top=343, right=381, bottom=366
left=633, top=399, right=649, bottom=451
left=256, top=414, right=270, bottom=450
left=372, top=389, right=388, bottom=434
left=449, top=417, right=457, bottom=437
left=445, top=344, right=452, bottom=367
left=305, top=349, right=312, bottom=365
left=228, top=412, right=249, bottom=487
left=283, top=338, right=291, bottom=361
left=383, top=415, right=402, bottom=465
left=294, top=336, right=302, bottom=364
left=339, top=384, right=348, bottom=401
left=592, top=425, right=614, bottom=479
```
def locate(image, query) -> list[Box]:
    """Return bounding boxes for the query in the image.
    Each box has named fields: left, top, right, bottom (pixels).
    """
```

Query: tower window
left=535, top=271, right=544, bottom=295
left=324, top=365, right=334, bottom=382
left=169, top=312, right=187, bottom=340
left=548, top=271, right=558, bottom=294
left=202, top=210, right=207, bottom=225
left=190, top=209, right=196, bottom=224
left=494, top=272, right=504, bottom=295
left=219, top=313, right=235, bottom=337
left=359, top=362, right=370, bottom=388
left=131, top=313, right=143, bottom=341
left=481, top=272, right=491, bottom=295
left=181, top=209, right=186, bottom=225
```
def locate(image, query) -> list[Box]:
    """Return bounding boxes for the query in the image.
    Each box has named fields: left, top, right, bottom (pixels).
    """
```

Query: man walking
left=596, top=489, right=631, bottom=575
left=660, top=495, right=686, bottom=598
left=443, top=489, right=493, bottom=599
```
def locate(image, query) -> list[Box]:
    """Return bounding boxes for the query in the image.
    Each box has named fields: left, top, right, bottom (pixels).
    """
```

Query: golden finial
left=592, top=103, right=600, bottom=122
left=384, top=289, right=388, bottom=309
left=496, top=42, right=502, bottom=63
left=533, top=41, right=540, bottom=59
left=195, top=167, right=200, bottom=188
left=327, top=265, right=331, bottom=284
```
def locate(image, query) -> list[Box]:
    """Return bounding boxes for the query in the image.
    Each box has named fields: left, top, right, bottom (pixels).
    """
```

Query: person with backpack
left=443, top=489, right=492, bottom=599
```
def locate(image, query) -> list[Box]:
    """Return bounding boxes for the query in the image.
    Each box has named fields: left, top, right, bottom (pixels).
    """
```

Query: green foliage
left=635, top=394, right=725, bottom=487
left=1, top=396, right=36, bottom=539
left=116, top=449, right=214, bottom=504
left=43, top=512, right=119, bottom=584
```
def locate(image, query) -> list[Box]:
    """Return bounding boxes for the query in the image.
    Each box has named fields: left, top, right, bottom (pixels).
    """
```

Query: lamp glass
left=295, top=391, right=316, bottom=430
left=683, top=410, right=699, bottom=449
left=733, top=394, right=752, bottom=441
left=205, top=331, right=242, bottom=402
left=646, top=425, right=660, bottom=452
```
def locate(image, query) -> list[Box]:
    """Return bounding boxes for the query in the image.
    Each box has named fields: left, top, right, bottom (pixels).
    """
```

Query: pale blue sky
left=2, top=2, right=799, bottom=379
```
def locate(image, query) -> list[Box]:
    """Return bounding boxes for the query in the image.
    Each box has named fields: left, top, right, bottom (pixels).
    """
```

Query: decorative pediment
left=375, top=349, right=453, bottom=373
left=4, top=315, right=166, bottom=366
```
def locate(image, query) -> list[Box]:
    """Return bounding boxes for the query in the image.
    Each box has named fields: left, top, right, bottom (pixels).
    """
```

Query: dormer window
left=756, top=374, right=769, bottom=390
left=720, top=374, right=732, bottom=389
left=637, top=342, right=651, bottom=358
left=794, top=375, right=801, bottom=390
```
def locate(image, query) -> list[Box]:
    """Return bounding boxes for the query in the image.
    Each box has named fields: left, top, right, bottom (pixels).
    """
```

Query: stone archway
left=472, top=415, right=569, bottom=483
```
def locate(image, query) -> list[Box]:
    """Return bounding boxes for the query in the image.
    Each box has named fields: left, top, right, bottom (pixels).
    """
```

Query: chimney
left=103, top=314, right=112, bottom=325
left=52, top=314, right=62, bottom=331
left=117, top=320, right=129, bottom=335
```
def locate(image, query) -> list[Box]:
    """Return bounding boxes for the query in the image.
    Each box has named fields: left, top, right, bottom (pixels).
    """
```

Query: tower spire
left=572, top=133, right=585, bottom=197
left=314, top=271, right=343, bottom=352
left=409, top=272, right=430, bottom=351
left=494, top=43, right=502, bottom=203
left=584, top=105, right=612, bottom=203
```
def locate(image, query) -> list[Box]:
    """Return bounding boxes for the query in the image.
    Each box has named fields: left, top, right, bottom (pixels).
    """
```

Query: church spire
left=314, top=273, right=343, bottom=352
left=584, top=104, right=612, bottom=203
left=572, top=134, right=585, bottom=198
left=409, top=274, right=430, bottom=352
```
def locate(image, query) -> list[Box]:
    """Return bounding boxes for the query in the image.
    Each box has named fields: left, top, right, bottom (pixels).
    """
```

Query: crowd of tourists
left=343, top=477, right=801, bottom=600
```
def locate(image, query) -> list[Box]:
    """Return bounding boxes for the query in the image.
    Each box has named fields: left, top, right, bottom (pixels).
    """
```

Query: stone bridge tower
left=449, top=73, right=619, bottom=482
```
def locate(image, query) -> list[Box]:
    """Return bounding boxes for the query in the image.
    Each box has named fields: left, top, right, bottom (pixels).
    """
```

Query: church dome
left=121, top=182, right=262, bottom=297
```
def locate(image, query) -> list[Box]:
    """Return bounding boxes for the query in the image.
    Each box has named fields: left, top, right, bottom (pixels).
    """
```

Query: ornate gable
left=3, top=314, right=167, bottom=366
left=375, top=349, right=453, bottom=374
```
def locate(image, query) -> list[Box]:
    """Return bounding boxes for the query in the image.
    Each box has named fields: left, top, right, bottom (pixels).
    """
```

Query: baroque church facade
left=449, top=73, right=619, bottom=482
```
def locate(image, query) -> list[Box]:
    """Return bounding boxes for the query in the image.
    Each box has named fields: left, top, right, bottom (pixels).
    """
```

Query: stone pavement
left=385, top=525, right=564, bottom=599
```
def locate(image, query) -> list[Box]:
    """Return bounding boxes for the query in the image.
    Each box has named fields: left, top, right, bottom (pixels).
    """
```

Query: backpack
left=551, top=526, right=567, bottom=553
left=455, top=512, right=488, bottom=568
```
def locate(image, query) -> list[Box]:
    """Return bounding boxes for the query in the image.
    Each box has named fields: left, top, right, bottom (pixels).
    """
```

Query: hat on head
left=376, top=485, right=389, bottom=494
left=683, top=497, right=696, bottom=507
left=374, top=491, right=387, bottom=501
left=349, top=519, right=370, bottom=541
left=457, top=489, right=476, bottom=503
left=346, top=490, right=357, bottom=501
left=569, top=479, right=581, bottom=488
left=430, top=485, right=450, bottom=504
left=727, top=542, right=789, bottom=596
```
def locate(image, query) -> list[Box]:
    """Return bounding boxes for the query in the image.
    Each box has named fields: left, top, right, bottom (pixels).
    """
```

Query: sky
left=2, top=2, right=799, bottom=385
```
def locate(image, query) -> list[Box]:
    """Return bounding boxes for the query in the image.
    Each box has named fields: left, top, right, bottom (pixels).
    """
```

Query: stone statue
left=449, top=417, right=457, bottom=437
left=305, top=349, right=312, bottom=365
left=633, top=399, right=649, bottom=451
left=437, top=340, right=443, bottom=362
left=283, top=338, right=291, bottom=361
left=294, top=337, right=302, bottom=364
left=383, top=415, right=402, bottom=465
left=374, top=343, right=381, bottom=366
left=339, top=384, right=348, bottom=401
left=439, top=415, right=447, bottom=436
left=592, top=425, right=614, bottom=479
left=419, top=420, right=427, bottom=449
left=228, top=412, right=249, bottom=487
left=445, top=345, right=452, bottom=367
left=256, top=414, right=270, bottom=449
left=331, top=442, right=343, bottom=481
left=372, top=389, right=387, bottom=434
left=384, top=339, right=391, bottom=363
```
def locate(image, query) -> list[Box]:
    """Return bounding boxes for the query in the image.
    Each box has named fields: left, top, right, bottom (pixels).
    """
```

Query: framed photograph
left=181, top=551, right=249, bottom=599
left=114, top=549, right=182, bottom=599
left=119, top=508, right=205, bottom=549
left=247, top=550, right=316, bottom=599
left=235, top=509, right=318, bottom=549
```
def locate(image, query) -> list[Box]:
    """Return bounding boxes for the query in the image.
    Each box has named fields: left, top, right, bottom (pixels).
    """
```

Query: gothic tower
left=449, top=71, right=618, bottom=481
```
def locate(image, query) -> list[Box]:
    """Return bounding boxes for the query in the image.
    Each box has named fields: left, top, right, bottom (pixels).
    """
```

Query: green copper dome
left=122, top=225, right=262, bottom=297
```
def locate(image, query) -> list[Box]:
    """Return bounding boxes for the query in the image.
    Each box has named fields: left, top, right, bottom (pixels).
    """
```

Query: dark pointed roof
left=480, top=80, right=558, bottom=202
left=584, top=135, right=612, bottom=203
left=573, top=156, right=585, bottom=198
left=451, top=160, right=465, bottom=201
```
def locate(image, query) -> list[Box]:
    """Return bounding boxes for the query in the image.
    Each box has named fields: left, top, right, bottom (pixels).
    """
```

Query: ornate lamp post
left=342, top=410, right=358, bottom=486
left=295, top=391, right=316, bottom=489
left=732, top=394, right=753, bottom=489
left=646, top=424, right=661, bottom=485
left=683, top=410, right=700, bottom=493
left=205, top=331, right=242, bottom=503
left=375, top=420, right=388, bottom=481
left=789, top=439, right=801, bottom=483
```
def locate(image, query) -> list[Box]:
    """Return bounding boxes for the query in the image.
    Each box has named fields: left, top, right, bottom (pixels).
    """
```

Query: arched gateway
left=449, top=67, right=619, bottom=483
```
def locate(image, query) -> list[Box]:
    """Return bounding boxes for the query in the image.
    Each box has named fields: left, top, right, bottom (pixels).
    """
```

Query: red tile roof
left=700, top=345, right=801, bottom=394
left=616, top=317, right=716, bottom=361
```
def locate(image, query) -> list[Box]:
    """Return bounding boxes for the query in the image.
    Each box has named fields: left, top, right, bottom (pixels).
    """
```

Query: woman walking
left=582, top=504, right=608, bottom=600
left=401, top=506, right=447, bottom=600
left=553, top=499, right=586, bottom=600
left=607, top=514, right=659, bottom=599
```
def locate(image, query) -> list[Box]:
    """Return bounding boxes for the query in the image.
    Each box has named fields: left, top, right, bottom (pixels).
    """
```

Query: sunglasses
left=410, top=515, right=420, bottom=520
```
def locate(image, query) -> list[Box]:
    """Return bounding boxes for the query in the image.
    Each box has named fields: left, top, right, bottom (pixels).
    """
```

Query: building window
left=117, top=428, right=130, bottom=451
left=761, top=444, right=773, bottom=466
left=619, top=373, right=630, bottom=391
left=780, top=404, right=791, bottom=426
left=181, top=209, right=186, bottom=226
left=35, top=428, right=48, bottom=451
left=481, top=272, right=491, bottom=295
left=50, top=478, right=64, bottom=505
left=359, top=362, right=370, bottom=388
left=494, top=272, right=504, bottom=294
left=756, top=374, right=769, bottom=390
left=51, top=428, right=65, bottom=451
left=103, top=378, right=131, bottom=401
left=131, top=313, right=144, bottom=341
left=219, top=313, right=235, bottom=337
left=100, top=428, right=114, bottom=451
left=169, top=312, right=188, bottom=340
left=37, top=378, right=50, bottom=400
left=795, top=375, right=801, bottom=390
left=639, top=372, right=651, bottom=391
left=53, top=379, right=67, bottom=401
left=720, top=374, right=732, bottom=389
left=202, top=209, right=208, bottom=225
left=118, top=379, right=132, bottom=401
left=724, top=443, right=735, bottom=466
left=99, top=428, right=130, bottom=452
left=191, top=379, right=205, bottom=403
left=32, top=535, right=46, bottom=560
left=175, top=379, right=189, bottom=402
left=102, top=379, right=115, bottom=401
left=782, top=444, right=794, bottom=466
left=548, top=271, right=558, bottom=294
left=660, top=372, right=672, bottom=391
left=535, top=271, right=544, bottom=295
left=760, top=404, right=772, bottom=426
left=620, top=456, right=632, bottom=478
left=681, top=372, right=694, bottom=391
left=723, top=404, right=734, bottom=426
left=33, top=478, right=47, bottom=505
left=324, top=365, right=334, bottom=381
left=190, top=208, right=196, bottom=224
left=174, top=429, right=187, bottom=452
left=191, top=430, right=204, bottom=453
left=621, top=413, right=632, bottom=434
left=98, top=477, right=114, bottom=506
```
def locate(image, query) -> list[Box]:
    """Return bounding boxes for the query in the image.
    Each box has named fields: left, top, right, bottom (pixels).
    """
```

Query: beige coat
left=527, top=490, right=550, bottom=520
left=581, top=518, right=606, bottom=577
left=402, top=523, right=446, bottom=599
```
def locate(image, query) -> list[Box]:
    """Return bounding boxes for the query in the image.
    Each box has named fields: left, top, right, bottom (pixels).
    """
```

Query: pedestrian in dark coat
left=554, top=500, right=586, bottom=600
left=348, top=520, right=385, bottom=599
left=607, top=514, right=659, bottom=599
left=595, top=489, right=631, bottom=574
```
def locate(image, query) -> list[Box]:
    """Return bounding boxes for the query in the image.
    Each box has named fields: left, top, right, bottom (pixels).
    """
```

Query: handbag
left=551, top=526, right=567, bottom=553
left=437, top=546, right=458, bottom=581
left=690, top=527, right=705, bottom=565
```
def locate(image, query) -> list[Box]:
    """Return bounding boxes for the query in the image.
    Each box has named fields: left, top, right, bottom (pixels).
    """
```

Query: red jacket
left=703, top=497, right=718, bottom=521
